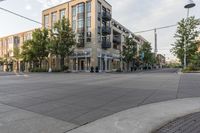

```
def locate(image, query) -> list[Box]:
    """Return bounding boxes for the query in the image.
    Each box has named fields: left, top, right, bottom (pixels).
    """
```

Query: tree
left=139, top=42, right=154, bottom=65
left=21, top=29, right=49, bottom=69
left=122, top=36, right=137, bottom=71
left=21, top=40, right=35, bottom=63
left=190, top=52, right=200, bottom=67
left=50, top=17, right=76, bottom=71
left=190, top=40, right=200, bottom=68
left=13, top=47, right=20, bottom=71
left=171, top=17, right=200, bottom=66
left=31, top=28, right=49, bottom=68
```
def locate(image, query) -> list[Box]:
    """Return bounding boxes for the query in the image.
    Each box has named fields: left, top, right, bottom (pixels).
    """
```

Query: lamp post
left=183, top=0, right=196, bottom=69
left=84, top=51, right=87, bottom=72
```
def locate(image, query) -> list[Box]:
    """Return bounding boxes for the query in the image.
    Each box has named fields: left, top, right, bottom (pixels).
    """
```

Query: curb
left=67, top=98, right=200, bottom=133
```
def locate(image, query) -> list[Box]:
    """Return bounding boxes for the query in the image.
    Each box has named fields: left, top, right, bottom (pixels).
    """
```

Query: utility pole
left=154, top=29, right=158, bottom=56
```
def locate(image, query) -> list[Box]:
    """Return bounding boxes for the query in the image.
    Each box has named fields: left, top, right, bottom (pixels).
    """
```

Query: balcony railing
left=77, top=38, right=84, bottom=48
left=113, top=36, right=121, bottom=44
left=102, top=39, right=111, bottom=49
left=102, top=12, right=111, bottom=21
left=102, top=26, right=111, bottom=35
left=98, top=12, right=101, bottom=21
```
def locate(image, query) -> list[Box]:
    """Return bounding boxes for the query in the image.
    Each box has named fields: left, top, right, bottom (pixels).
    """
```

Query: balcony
left=102, top=12, right=111, bottom=21
left=102, top=26, right=111, bottom=35
left=102, top=39, right=111, bottom=49
left=77, top=38, right=84, bottom=48
left=113, top=36, right=121, bottom=44
left=98, top=12, right=101, bottom=21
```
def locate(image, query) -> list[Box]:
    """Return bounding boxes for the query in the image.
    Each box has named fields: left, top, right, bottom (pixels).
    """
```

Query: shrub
left=30, top=68, right=48, bottom=72
left=52, top=69, right=62, bottom=72
left=116, top=68, right=123, bottom=72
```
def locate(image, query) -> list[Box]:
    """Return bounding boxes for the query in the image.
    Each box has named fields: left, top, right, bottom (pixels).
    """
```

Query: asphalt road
left=0, top=68, right=200, bottom=132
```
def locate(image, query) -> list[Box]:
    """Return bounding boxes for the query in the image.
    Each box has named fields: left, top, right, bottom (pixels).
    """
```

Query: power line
left=0, top=6, right=42, bottom=25
left=0, top=6, right=198, bottom=36
left=134, top=24, right=177, bottom=34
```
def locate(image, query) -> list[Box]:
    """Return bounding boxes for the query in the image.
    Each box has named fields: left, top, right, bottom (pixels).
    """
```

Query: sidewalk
left=67, top=98, right=200, bottom=133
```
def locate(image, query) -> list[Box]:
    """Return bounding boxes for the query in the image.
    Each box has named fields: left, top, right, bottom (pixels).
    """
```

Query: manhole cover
left=154, top=112, right=200, bottom=133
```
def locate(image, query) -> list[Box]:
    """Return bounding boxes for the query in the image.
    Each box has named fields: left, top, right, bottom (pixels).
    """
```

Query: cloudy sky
left=0, top=0, right=200, bottom=59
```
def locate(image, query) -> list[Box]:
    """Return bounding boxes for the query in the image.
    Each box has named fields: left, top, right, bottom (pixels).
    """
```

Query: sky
left=0, top=0, right=200, bottom=60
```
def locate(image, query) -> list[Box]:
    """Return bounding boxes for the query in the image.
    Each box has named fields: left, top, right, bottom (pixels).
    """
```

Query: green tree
left=21, top=28, right=49, bottom=69
left=190, top=41, right=200, bottom=68
left=139, top=42, right=155, bottom=65
left=122, top=36, right=137, bottom=71
left=190, top=52, right=200, bottom=67
left=21, top=40, right=35, bottom=63
left=171, top=17, right=200, bottom=66
left=31, top=28, right=49, bottom=68
left=50, top=17, right=76, bottom=71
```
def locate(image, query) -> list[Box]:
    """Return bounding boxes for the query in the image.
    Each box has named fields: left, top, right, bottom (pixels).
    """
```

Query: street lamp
left=183, top=0, right=196, bottom=68
left=84, top=51, right=87, bottom=72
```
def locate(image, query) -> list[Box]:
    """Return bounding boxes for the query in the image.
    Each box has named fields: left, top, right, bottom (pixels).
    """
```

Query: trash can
left=90, top=66, right=94, bottom=73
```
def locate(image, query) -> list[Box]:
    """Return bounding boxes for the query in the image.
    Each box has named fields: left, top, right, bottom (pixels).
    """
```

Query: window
left=60, top=9, right=65, bottom=20
left=8, top=37, right=13, bottom=44
left=98, top=2, right=101, bottom=13
left=51, top=12, right=57, bottom=27
left=44, top=15, right=49, bottom=28
left=86, top=1, right=91, bottom=12
left=72, top=20, right=76, bottom=32
left=14, top=36, right=20, bottom=45
left=102, top=6, right=106, bottom=14
left=72, top=6, right=76, bottom=32
left=77, top=3, right=84, bottom=13
left=77, top=19, right=84, bottom=28
left=86, top=1, right=91, bottom=42
left=72, top=6, right=76, bottom=17
left=87, top=17, right=91, bottom=28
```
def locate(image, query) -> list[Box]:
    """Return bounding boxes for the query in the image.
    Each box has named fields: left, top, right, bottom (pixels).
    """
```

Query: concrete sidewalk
left=67, top=98, right=200, bottom=133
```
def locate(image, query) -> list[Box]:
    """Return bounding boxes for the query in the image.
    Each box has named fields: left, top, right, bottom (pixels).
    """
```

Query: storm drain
left=154, top=112, right=200, bottom=133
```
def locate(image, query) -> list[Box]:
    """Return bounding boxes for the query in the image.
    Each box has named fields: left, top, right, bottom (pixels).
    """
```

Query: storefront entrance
left=73, top=57, right=91, bottom=72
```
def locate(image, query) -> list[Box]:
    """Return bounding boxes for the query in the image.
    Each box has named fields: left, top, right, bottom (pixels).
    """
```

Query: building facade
left=0, top=0, right=148, bottom=72
left=0, top=30, right=33, bottom=71
left=42, top=0, right=148, bottom=72
left=157, top=54, right=166, bottom=68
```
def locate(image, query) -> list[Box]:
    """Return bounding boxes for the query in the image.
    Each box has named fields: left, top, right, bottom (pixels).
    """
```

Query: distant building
left=157, top=54, right=166, bottom=68
left=0, top=30, right=33, bottom=71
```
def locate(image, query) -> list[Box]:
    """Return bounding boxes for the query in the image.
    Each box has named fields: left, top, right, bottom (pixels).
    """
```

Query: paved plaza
left=0, top=69, right=200, bottom=132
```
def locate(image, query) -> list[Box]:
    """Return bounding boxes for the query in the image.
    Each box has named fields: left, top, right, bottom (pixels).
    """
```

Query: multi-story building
left=157, top=54, right=166, bottom=68
left=42, top=0, right=148, bottom=72
left=0, top=0, right=149, bottom=72
left=0, top=30, right=33, bottom=71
